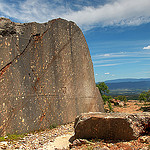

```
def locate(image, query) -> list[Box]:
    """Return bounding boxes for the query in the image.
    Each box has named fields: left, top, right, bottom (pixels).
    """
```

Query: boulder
left=74, top=112, right=150, bottom=141
left=0, top=18, right=104, bottom=136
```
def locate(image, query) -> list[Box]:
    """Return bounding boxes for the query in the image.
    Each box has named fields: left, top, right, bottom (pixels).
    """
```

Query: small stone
left=72, top=139, right=82, bottom=146
left=15, top=146, right=20, bottom=149
left=118, top=102, right=124, bottom=107
left=100, top=146, right=110, bottom=150
left=4, top=136, right=8, bottom=139
left=0, top=141, right=8, bottom=146
left=107, top=143, right=114, bottom=147
left=50, top=139, right=54, bottom=142
left=140, top=147, right=149, bottom=150
left=0, top=141, right=8, bottom=149
left=139, top=136, right=150, bottom=143
left=0, top=141, right=7, bottom=145
left=78, top=139, right=92, bottom=144
left=93, top=147, right=102, bottom=150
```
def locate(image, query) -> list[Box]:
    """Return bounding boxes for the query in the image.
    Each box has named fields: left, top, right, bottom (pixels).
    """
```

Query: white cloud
left=63, top=0, right=150, bottom=30
left=92, top=50, right=150, bottom=68
left=143, top=45, right=150, bottom=50
left=0, top=0, right=70, bottom=23
left=92, top=52, right=127, bottom=59
left=104, top=54, right=110, bottom=57
left=95, top=63, right=121, bottom=67
left=95, top=73, right=98, bottom=76
left=93, top=60, right=113, bottom=64
left=105, top=72, right=110, bottom=75
left=0, top=0, right=150, bottom=30
left=92, top=51, right=150, bottom=60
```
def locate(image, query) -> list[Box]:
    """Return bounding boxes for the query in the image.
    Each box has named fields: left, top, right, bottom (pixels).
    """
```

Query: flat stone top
left=78, top=112, right=150, bottom=119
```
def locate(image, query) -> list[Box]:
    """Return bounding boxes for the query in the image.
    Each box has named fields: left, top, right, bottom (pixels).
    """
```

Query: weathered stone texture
left=0, top=18, right=104, bottom=136
left=74, top=112, right=150, bottom=141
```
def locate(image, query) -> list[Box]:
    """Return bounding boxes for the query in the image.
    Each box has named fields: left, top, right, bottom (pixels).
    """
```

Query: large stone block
left=0, top=18, right=104, bottom=136
left=74, top=112, right=150, bottom=141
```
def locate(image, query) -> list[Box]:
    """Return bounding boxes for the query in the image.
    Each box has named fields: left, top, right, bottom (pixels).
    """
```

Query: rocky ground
left=111, top=100, right=144, bottom=114
left=0, top=100, right=150, bottom=150
left=0, top=123, right=74, bottom=150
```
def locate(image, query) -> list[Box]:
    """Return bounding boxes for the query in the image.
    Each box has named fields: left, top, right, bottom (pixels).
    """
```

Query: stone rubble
left=69, top=139, right=94, bottom=149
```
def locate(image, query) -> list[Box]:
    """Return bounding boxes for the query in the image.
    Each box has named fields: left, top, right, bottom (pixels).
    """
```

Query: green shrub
left=0, top=133, right=25, bottom=142
left=49, top=124, right=57, bottom=129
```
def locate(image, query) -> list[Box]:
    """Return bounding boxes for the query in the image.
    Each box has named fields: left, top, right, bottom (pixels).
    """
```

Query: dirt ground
left=71, top=100, right=150, bottom=150
left=111, top=100, right=144, bottom=113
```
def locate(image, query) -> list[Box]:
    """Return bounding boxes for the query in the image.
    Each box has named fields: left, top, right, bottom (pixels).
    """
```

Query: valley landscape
left=105, top=78, right=150, bottom=95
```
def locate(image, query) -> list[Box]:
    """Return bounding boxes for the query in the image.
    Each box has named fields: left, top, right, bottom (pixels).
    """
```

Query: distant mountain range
left=99, top=78, right=150, bottom=95
left=104, top=78, right=150, bottom=91
left=105, top=78, right=150, bottom=83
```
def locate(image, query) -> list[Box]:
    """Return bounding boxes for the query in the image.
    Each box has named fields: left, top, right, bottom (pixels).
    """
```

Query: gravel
left=0, top=123, right=74, bottom=150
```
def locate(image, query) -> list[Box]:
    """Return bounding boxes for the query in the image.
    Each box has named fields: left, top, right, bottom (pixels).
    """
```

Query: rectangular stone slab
left=74, top=112, right=150, bottom=141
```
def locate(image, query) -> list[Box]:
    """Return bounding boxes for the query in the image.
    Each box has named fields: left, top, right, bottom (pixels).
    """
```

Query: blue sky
left=0, top=0, right=150, bottom=82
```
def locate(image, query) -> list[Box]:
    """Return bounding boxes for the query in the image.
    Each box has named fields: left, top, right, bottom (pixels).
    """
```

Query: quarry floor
left=0, top=100, right=150, bottom=150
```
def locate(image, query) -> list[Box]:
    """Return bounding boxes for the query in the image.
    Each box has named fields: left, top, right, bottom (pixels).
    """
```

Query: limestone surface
left=0, top=18, right=104, bottom=136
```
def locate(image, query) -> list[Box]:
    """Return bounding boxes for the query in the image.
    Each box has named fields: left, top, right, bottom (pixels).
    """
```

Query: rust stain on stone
left=39, top=113, right=46, bottom=122
left=0, top=63, right=11, bottom=78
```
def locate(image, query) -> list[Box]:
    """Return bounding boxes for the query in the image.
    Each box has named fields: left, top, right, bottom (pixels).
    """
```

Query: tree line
left=139, top=90, right=150, bottom=103
left=96, top=82, right=150, bottom=111
left=96, top=82, right=127, bottom=111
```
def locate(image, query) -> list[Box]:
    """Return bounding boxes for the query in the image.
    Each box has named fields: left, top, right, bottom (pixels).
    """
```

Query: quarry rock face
left=0, top=17, right=104, bottom=136
left=74, top=112, right=150, bottom=141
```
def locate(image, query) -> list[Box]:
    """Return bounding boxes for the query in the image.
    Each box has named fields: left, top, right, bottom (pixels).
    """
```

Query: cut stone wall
left=0, top=18, right=104, bottom=136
